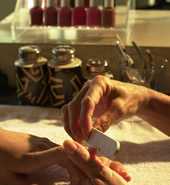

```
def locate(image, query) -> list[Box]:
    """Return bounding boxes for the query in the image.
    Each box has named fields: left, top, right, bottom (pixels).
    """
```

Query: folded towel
left=106, top=117, right=170, bottom=185
left=0, top=105, right=169, bottom=185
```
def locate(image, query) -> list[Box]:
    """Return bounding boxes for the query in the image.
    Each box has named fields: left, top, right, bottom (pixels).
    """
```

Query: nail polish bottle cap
left=89, top=0, right=98, bottom=7
left=75, top=0, right=84, bottom=7
left=60, top=0, right=70, bottom=7
left=46, top=0, right=54, bottom=7
left=32, top=0, right=42, bottom=7
left=104, top=0, right=114, bottom=7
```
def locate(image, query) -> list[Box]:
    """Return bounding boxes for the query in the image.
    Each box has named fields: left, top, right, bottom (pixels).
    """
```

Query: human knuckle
left=81, top=96, right=93, bottom=108
left=94, top=75, right=106, bottom=84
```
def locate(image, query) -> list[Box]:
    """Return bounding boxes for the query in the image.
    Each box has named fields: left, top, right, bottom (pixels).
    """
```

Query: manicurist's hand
left=64, top=140, right=131, bottom=185
left=64, top=75, right=150, bottom=141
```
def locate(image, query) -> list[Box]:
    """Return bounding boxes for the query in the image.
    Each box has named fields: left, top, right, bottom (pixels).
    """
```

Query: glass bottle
left=102, top=0, right=115, bottom=27
left=44, top=0, right=58, bottom=26
left=72, top=0, right=87, bottom=26
left=30, top=0, right=43, bottom=26
left=87, top=0, right=102, bottom=27
left=58, top=0, right=72, bottom=27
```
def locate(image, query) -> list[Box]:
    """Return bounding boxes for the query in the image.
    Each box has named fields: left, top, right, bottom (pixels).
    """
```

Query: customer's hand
left=64, top=140, right=131, bottom=185
left=0, top=129, right=92, bottom=185
left=64, top=75, right=149, bottom=140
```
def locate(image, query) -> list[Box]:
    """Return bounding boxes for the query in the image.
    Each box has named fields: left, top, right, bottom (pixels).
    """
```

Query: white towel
left=0, top=105, right=169, bottom=185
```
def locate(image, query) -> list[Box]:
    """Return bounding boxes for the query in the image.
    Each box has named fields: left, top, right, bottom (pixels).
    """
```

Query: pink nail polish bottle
left=30, top=0, right=43, bottom=26
left=87, top=0, right=102, bottom=27
left=102, top=0, right=115, bottom=27
left=58, top=0, right=72, bottom=27
left=72, top=0, right=87, bottom=26
left=44, top=0, right=58, bottom=26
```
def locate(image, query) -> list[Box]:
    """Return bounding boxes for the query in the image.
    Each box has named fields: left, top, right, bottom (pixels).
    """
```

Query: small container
left=102, top=0, right=115, bottom=27
left=14, top=46, right=49, bottom=106
left=85, top=59, right=114, bottom=79
left=58, top=0, right=72, bottom=27
left=72, top=0, right=87, bottom=26
left=30, top=0, right=43, bottom=26
left=48, top=45, right=85, bottom=107
left=87, top=0, right=102, bottom=27
left=44, top=0, right=58, bottom=26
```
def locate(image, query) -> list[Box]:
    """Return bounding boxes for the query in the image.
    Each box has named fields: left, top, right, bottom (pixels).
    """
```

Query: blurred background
left=0, top=0, right=170, bottom=21
left=0, top=0, right=16, bottom=21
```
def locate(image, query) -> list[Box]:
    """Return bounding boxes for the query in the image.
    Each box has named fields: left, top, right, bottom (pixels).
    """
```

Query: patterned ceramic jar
left=14, top=46, right=49, bottom=106
left=48, top=45, right=85, bottom=107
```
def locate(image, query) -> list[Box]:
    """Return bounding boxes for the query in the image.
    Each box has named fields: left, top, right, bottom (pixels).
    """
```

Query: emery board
left=86, top=128, right=120, bottom=159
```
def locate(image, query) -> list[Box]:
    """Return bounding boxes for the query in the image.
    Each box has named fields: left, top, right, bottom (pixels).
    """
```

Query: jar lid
left=15, top=46, right=47, bottom=67
left=18, top=45, right=40, bottom=61
left=52, top=45, right=75, bottom=64
left=86, top=59, right=105, bottom=73
left=50, top=45, right=82, bottom=69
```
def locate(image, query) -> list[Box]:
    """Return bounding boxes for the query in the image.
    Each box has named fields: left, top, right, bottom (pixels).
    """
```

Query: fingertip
left=63, top=139, right=72, bottom=146
left=125, top=175, right=132, bottom=182
left=119, top=172, right=132, bottom=182
left=63, top=140, right=77, bottom=154
left=110, top=162, right=131, bottom=182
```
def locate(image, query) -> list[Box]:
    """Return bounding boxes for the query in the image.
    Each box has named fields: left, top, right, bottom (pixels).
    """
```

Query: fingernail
left=88, top=147, right=97, bottom=160
left=120, top=171, right=131, bottom=182
left=125, top=175, right=131, bottom=182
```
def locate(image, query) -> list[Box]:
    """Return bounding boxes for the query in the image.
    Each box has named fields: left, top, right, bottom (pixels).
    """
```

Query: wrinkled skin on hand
left=64, top=140, right=131, bottom=185
left=63, top=75, right=149, bottom=141
left=0, top=129, right=130, bottom=185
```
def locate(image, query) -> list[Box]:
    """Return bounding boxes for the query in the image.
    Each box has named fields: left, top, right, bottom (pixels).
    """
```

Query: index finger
left=98, top=164, right=128, bottom=185
left=80, top=76, right=111, bottom=139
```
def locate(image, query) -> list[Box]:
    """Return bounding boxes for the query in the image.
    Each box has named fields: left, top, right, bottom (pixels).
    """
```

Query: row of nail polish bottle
left=30, top=0, right=115, bottom=27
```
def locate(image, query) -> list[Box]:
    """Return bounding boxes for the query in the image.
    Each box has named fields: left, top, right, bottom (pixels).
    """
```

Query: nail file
left=86, top=128, right=120, bottom=159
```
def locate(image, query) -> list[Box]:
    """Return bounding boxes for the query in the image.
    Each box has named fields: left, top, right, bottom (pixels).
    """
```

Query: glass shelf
left=11, top=0, right=130, bottom=45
